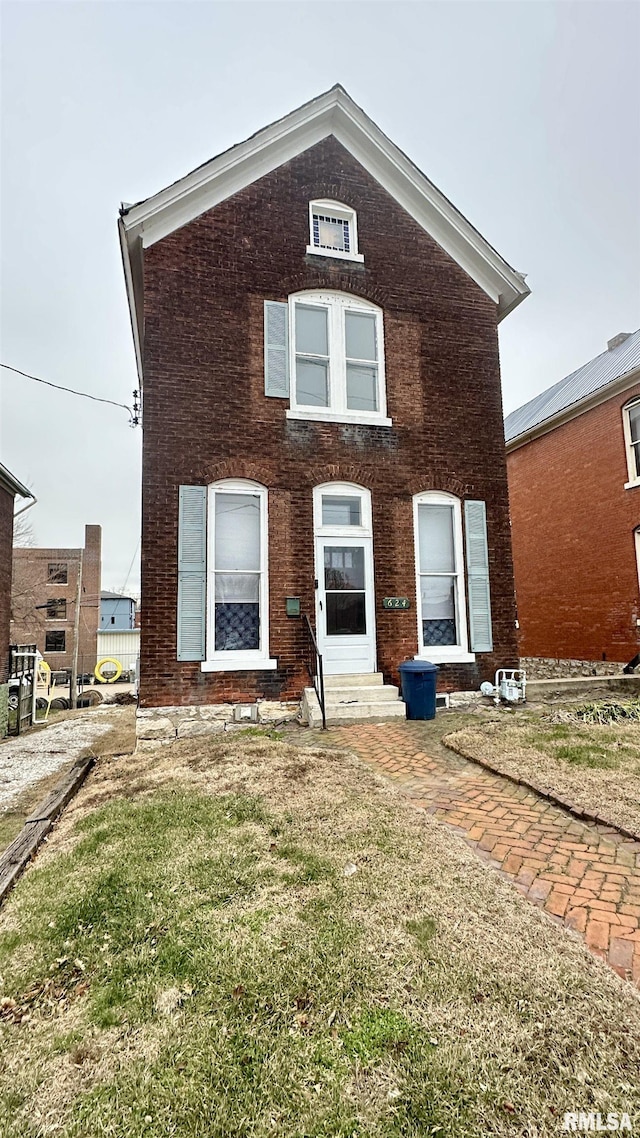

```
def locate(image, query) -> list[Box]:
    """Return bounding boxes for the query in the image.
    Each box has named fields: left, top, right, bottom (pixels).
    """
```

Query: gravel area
left=0, top=714, right=113, bottom=811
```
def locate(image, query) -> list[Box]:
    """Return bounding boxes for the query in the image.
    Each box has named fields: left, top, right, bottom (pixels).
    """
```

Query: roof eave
left=120, top=85, right=530, bottom=383
left=119, top=216, right=144, bottom=386
left=505, top=366, right=640, bottom=452
left=0, top=463, right=32, bottom=500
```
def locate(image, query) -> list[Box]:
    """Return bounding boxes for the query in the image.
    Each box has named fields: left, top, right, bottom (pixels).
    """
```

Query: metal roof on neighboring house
left=505, top=329, right=640, bottom=444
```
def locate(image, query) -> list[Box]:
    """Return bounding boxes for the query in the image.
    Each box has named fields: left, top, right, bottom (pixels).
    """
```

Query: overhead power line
left=1, top=363, right=140, bottom=426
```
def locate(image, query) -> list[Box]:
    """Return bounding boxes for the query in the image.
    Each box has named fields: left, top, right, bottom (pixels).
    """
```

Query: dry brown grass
left=446, top=711, right=640, bottom=835
left=0, top=722, right=639, bottom=1137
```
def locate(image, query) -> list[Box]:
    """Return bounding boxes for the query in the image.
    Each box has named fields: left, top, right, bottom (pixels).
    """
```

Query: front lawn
left=447, top=701, right=640, bottom=836
left=0, top=724, right=638, bottom=1137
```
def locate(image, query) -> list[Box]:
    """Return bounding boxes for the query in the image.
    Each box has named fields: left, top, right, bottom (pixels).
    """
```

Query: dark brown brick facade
left=0, top=486, right=14, bottom=686
left=140, top=137, right=518, bottom=707
left=507, top=386, right=640, bottom=662
left=11, top=525, right=102, bottom=674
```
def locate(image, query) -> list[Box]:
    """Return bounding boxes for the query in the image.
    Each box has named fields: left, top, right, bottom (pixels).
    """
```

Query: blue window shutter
left=264, top=300, right=289, bottom=397
left=464, top=500, right=493, bottom=653
left=177, top=486, right=207, bottom=661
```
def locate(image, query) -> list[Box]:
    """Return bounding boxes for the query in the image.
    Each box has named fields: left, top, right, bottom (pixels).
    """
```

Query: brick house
left=11, top=525, right=102, bottom=677
left=0, top=463, right=33, bottom=736
left=119, top=86, right=530, bottom=736
left=505, top=330, right=640, bottom=671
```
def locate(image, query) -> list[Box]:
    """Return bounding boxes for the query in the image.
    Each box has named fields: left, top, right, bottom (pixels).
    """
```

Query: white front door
left=316, top=536, right=376, bottom=674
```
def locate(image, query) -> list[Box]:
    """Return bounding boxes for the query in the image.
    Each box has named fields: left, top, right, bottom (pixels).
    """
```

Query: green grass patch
left=552, top=742, right=616, bottom=769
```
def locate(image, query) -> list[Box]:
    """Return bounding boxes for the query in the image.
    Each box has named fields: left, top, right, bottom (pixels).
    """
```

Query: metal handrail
left=303, top=614, right=326, bottom=730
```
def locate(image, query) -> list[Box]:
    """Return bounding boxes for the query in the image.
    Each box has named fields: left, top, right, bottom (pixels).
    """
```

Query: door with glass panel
left=314, top=487, right=376, bottom=675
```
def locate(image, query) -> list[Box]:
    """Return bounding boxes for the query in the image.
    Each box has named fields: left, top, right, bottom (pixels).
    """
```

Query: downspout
left=13, top=495, right=37, bottom=518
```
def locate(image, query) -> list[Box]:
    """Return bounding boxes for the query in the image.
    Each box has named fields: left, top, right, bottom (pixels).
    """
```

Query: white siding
left=97, top=629, right=140, bottom=671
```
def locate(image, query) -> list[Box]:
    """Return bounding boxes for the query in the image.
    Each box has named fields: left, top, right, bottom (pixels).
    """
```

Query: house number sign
left=382, top=597, right=410, bottom=610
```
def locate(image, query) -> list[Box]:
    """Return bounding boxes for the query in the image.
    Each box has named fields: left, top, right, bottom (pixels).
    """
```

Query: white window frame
left=623, top=397, right=640, bottom=488
left=413, top=491, right=474, bottom=664
left=286, top=290, right=391, bottom=427
left=306, top=199, right=364, bottom=263
left=201, top=479, right=277, bottom=672
left=312, top=481, right=373, bottom=538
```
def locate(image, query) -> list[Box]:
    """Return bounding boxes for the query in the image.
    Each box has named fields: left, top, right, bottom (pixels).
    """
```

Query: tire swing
left=94, top=657, right=123, bottom=684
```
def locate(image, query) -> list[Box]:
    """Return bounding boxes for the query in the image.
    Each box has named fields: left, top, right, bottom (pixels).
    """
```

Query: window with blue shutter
left=177, top=486, right=207, bottom=661
left=413, top=491, right=475, bottom=662
left=264, top=301, right=289, bottom=398
left=464, top=500, right=493, bottom=653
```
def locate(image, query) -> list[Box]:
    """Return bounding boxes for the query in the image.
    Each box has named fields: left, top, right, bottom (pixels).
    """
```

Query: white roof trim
left=120, top=85, right=530, bottom=382
left=0, top=462, right=32, bottom=500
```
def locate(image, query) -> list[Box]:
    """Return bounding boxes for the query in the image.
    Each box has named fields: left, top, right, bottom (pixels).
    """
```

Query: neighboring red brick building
left=119, top=86, right=530, bottom=731
left=506, top=331, right=640, bottom=668
left=11, top=525, right=102, bottom=677
left=0, top=463, right=33, bottom=736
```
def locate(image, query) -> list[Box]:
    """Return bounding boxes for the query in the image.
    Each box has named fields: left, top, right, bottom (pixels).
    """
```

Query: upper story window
left=45, top=630, right=66, bottom=653
left=623, top=398, right=640, bottom=487
left=48, top=563, right=68, bottom=584
left=307, top=200, right=364, bottom=263
left=287, top=291, right=390, bottom=426
left=46, top=599, right=67, bottom=620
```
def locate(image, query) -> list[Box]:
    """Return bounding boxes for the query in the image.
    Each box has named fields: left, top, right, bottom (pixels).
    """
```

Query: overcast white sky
left=1, top=1, right=639, bottom=596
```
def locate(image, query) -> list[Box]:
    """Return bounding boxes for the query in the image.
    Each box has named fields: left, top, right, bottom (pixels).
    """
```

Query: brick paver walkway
left=330, top=721, right=640, bottom=985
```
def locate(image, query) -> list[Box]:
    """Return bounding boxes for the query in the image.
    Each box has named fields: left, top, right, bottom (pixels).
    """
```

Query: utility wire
left=121, top=537, right=141, bottom=597
left=1, top=363, right=139, bottom=424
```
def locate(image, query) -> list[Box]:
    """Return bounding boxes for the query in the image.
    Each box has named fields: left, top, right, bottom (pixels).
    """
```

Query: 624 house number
left=383, top=597, right=410, bottom=610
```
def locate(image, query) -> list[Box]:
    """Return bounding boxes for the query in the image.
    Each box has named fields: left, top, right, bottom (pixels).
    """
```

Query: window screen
left=214, top=493, right=261, bottom=652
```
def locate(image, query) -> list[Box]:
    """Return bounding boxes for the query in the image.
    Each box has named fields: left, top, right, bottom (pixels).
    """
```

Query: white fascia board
left=332, top=95, right=529, bottom=317
left=118, top=217, right=144, bottom=384
left=120, top=87, right=530, bottom=383
left=505, top=367, right=640, bottom=453
left=0, top=464, right=32, bottom=499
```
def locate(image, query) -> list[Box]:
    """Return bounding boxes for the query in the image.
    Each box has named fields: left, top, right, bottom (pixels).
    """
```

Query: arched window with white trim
left=176, top=479, right=277, bottom=670
left=206, top=479, right=275, bottom=668
left=287, top=290, right=389, bottom=426
left=413, top=491, right=474, bottom=663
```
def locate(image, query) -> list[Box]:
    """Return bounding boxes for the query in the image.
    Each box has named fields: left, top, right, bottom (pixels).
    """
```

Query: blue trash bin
left=398, top=660, right=439, bottom=720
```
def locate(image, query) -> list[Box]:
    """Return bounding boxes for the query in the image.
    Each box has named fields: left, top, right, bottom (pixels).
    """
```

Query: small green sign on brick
left=383, top=597, right=410, bottom=610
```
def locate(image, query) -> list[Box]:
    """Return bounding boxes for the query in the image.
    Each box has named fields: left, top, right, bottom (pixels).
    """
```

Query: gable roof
left=505, top=329, right=640, bottom=447
left=101, top=591, right=136, bottom=602
left=119, top=85, right=530, bottom=382
left=0, top=461, right=32, bottom=500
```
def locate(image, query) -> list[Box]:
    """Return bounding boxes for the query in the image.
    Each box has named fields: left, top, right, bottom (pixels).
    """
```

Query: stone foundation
left=447, top=690, right=482, bottom=710
left=0, top=684, right=7, bottom=739
left=136, top=700, right=300, bottom=749
left=520, top=656, right=628, bottom=680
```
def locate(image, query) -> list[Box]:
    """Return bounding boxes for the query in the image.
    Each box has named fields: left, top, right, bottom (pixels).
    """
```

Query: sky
left=1, top=0, right=639, bottom=597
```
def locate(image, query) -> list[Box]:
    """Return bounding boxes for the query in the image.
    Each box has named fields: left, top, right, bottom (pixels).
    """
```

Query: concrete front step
left=324, top=672, right=385, bottom=688
left=301, top=685, right=406, bottom=728
left=327, top=685, right=401, bottom=704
